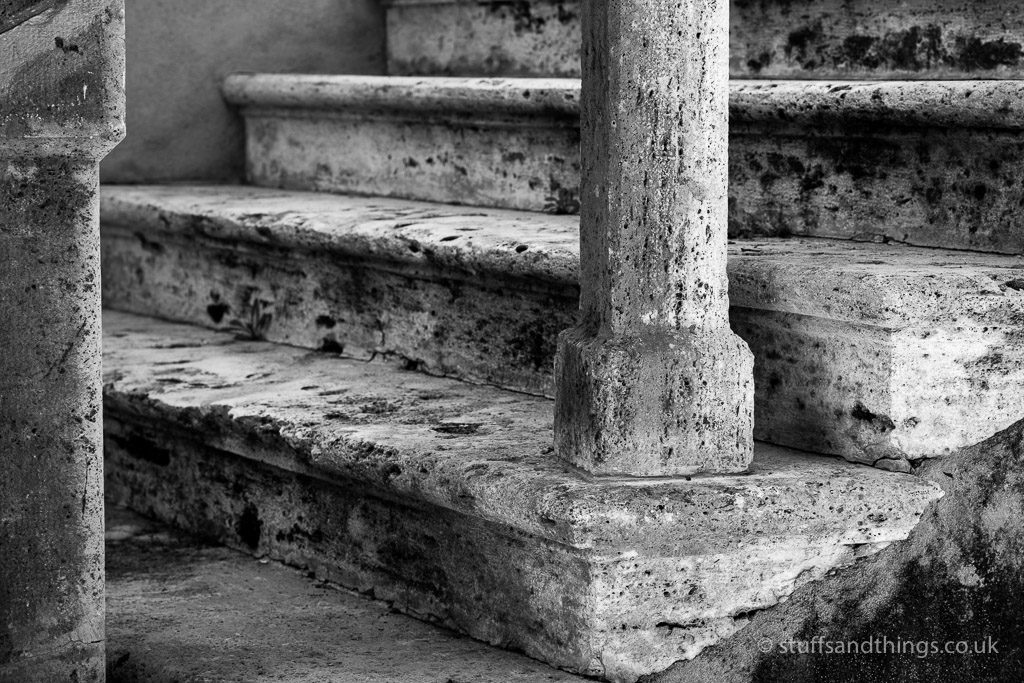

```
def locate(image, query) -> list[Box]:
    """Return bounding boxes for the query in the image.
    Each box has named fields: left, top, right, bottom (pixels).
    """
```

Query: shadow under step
left=224, top=74, right=1024, bottom=254
left=100, top=184, right=1024, bottom=470
left=103, top=311, right=941, bottom=683
left=105, top=506, right=584, bottom=682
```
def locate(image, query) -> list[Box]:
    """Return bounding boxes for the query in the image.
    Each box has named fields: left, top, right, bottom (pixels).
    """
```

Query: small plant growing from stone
left=543, top=186, right=580, bottom=215
left=228, top=291, right=273, bottom=341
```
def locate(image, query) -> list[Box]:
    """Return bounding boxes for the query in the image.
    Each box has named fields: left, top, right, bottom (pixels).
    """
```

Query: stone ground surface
left=106, top=506, right=583, bottom=683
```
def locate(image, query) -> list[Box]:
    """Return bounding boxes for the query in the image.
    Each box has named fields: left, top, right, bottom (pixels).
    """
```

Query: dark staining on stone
left=784, top=22, right=823, bottom=66
left=206, top=302, right=230, bottom=324
left=0, top=13, right=107, bottom=135
left=54, top=36, right=81, bottom=54
left=850, top=402, right=896, bottom=434
left=432, top=422, right=483, bottom=435
left=400, top=356, right=427, bottom=372
left=955, top=36, right=1023, bottom=71
left=778, top=19, right=1021, bottom=74
left=134, top=231, right=166, bottom=255
left=275, top=523, right=324, bottom=545
left=315, top=314, right=337, bottom=329
left=109, top=431, right=172, bottom=467
left=320, top=337, right=344, bottom=354
left=745, top=51, right=773, bottom=73
left=492, top=0, right=547, bottom=36
left=235, top=504, right=262, bottom=551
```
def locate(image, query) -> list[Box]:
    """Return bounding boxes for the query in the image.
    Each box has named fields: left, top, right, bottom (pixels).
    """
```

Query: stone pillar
left=554, top=0, right=753, bottom=476
left=1, top=2, right=124, bottom=680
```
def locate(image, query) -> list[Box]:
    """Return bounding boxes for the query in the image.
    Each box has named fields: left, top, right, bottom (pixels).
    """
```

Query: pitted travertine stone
left=101, top=311, right=942, bottom=682
left=554, top=0, right=753, bottom=475
left=385, top=0, right=1024, bottom=79
left=1, top=1, right=124, bottom=680
left=224, top=74, right=581, bottom=213
left=385, top=0, right=582, bottom=78
left=227, top=75, right=1024, bottom=253
left=99, top=186, right=1024, bottom=468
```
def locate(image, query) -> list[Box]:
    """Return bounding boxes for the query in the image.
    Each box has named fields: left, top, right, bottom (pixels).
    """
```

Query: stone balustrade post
left=1, top=1, right=124, bottom=679
left=554, top=0, right=754, bottom=475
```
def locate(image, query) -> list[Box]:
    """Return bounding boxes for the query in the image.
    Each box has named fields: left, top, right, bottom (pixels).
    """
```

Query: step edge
left=224, top=73, right=1024, bottom=130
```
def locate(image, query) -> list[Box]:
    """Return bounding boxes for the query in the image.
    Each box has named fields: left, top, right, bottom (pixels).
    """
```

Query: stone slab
left=225, top=75, right=1024, bottom=253
left=100, top=185, right=1024, bottom=468
left=105, top=506, right=583, bottom=682
left=102, top=310, right=941, bottom=682
left=384, top=0, right=1024, bottom=79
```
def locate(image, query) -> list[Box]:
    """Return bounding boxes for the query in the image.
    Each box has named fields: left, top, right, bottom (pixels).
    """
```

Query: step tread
left=104, top=309, right=941, bottom=555
left=102, top=184, right=1024, bottom=327
left=224, top=73, right=1024, bottom=129
left=106, top=507, right=583, bottom=682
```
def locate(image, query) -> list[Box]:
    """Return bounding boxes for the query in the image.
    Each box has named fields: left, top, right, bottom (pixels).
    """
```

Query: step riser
left=100, top=208, right=1024, bottom=467
left=104, top=405, right=880, bottom=682
left=245, top=112, right=581, bottom=215
left=241, top=105, right=1024, bottom=254
left=386, top=0, right=1024, bottom=79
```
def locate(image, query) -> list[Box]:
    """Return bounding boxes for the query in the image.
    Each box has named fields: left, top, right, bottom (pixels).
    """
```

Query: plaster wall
left=100, top=0, right=384, bottom=182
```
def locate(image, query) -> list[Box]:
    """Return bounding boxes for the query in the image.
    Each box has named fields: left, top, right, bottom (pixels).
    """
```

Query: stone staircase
left=97, top=1, right=1024, bottom=681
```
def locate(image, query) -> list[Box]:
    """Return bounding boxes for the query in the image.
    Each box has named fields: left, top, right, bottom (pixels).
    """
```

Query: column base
left=554, top=326, right=754, bottom=476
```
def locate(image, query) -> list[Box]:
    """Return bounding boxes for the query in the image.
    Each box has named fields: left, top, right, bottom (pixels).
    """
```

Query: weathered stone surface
left=100, top=186, right=1024, bottom=468
left=385, top=0, right=1024, bottom=79
left=552, top=0, right=753, bottom=475
left=385, top=0, right=581, bottom=78
left=1, top=0, right=124, bottom=679
left=105, top=507, right=584, bottom=682
left=227, top=75, right=1024, bottom=253
left=102, top=311, right=941, bottom=682
left=729, top=80, right=1024, bottom=254
left=647, top=417, right=1024, bottom=683
left=224, top=74, right=581, bottom=214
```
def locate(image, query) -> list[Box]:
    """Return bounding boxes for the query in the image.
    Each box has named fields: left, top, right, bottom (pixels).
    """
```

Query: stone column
left=554, top=0, right=753, bottom=476
left=1, top=2, right=124, bottom=680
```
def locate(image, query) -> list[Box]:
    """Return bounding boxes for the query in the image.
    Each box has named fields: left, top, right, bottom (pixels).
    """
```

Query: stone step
left=106, top=506, right=584, bottom=682
left=384, top=0, right=1024, bottom=80
left=100, top=185, right=1024, bottom=470
left=102, top=310, right=943, bottom=683
left=224, top=74, right=1024, bottom=254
